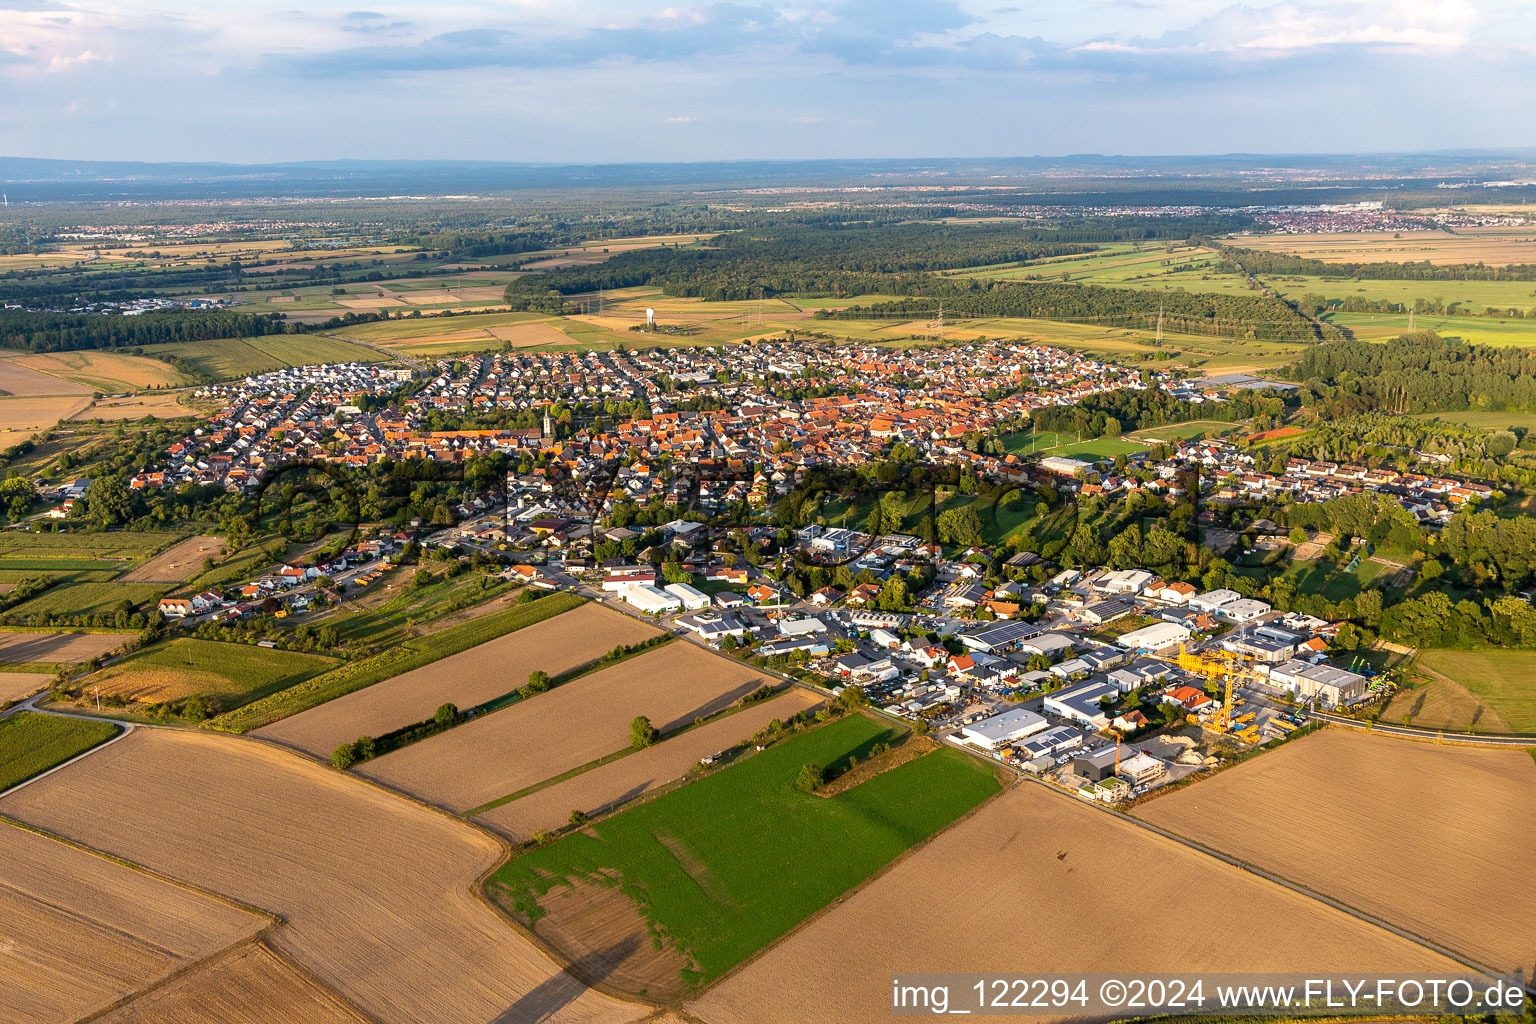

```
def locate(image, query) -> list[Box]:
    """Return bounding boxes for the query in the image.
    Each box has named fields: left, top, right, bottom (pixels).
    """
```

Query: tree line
left=1217, top=243, right=1536, bottom=282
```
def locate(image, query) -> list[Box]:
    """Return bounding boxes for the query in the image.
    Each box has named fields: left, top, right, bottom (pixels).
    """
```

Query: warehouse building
left=663, top=582, right=711, bottom=610
left=1115, top=620, right=1191, bottom=652
left=1269, top=659, right=1367, bottom=707
left=960, top=707, right=1048, bottom=750
left=622, top=584, right=683, bottom=614
left=1045, top=679, right=1120, bottom=730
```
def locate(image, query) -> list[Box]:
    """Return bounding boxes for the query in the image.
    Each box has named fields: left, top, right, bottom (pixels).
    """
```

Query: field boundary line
left=681, top=734, right=1017, bottom=1002
left=72, top=930, right=279, bottom=1024
left=226, top=725, right=663, bottom=1012
left=1314, top=708, right=1536, bottom=746
left=254, top=940, right=385, bottom=1024
left=1006, top=740, right=1523, bottom=988
left=0, top=717, right=130, bottom=798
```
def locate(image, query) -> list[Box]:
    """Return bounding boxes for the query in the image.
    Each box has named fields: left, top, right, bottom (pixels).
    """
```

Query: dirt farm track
left=0, top=729, right=645, bottom=1024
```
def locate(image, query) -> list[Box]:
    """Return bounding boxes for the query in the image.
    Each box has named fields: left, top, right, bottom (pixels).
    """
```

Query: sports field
left=490, top=713, right=1002, bottom=997
left=82, top=638, right=337, bottom=707
left=692, top=780, right=1459, bottom=1024
left=1137, top=727, right=1536, bottom=974
left=0, top=711, right=120, bottom=791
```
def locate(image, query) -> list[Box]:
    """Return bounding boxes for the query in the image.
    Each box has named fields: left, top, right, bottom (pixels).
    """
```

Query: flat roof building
left=960, top=707, right=1048, bottom=750
left=1115, top=621, right=1191, bottom=652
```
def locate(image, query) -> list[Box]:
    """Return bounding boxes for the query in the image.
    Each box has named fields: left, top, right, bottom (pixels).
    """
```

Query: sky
left=0, top=0, right=1531, bottom=164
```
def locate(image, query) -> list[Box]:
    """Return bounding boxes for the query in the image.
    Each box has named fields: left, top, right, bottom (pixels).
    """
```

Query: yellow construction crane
left=1152, top=644, right=1264, bottom=731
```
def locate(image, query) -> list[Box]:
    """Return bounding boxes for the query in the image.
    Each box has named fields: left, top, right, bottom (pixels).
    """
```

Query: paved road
left=1313, top=710, right=1536, bottom=747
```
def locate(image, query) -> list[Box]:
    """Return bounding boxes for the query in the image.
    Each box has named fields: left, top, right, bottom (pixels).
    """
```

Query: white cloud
left=665, top=114, right=697, bottom=122
left=47, top=48, right=107, bottom=71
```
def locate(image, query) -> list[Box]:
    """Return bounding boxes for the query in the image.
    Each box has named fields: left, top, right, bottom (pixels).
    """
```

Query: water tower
left=645, top=308, right=656, bottom=330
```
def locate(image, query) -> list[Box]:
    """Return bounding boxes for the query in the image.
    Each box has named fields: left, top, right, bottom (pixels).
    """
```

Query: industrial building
left=960, top=707, right=1048, bottom=750
left=1116, top=751, right=1167, bottom=787
left=1115, top=620, right=1191, bottom=652
left=621, top=584, right=683, bottom=614
left=663, top=582, right=711, bottom=610
left=1269, top=659, right=1367, bottom=707
left=1044, top=680, right=1120, bottom=729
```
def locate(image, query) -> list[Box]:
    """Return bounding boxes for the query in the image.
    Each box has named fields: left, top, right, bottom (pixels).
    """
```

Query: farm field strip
left=82, top=637, right=338, bottom=706
left=118, top=534, right=226, bottom=583
left=0, top=819, right=268, bottom=1024
left=491, top=714, right=1002, bottom=998
left=0, top=357, right=95, bottom=396
left=0, top=728, right=645, bottom=1024
left=1136, top=728, right=1536, bottom=974
left=1238, top=229, right=1536, bottom=265
left=690, top=779, right=1461, bottom=1024
left=212, top=591, right=588, bottom=733
left=360, top=641, right=774, bottom=813
left=1403, top=649, right=1536, bottom=733
left=0, top=671, right=52, bottom=703
left=0, top=712, right=121, bottom=793
left=474, top=688, right=823, bottom=841
left=0, top=629, right=128, bottom=663
left=95, top=942, right=368, bottom=1024
left=256, top=601, right=659, bottom=759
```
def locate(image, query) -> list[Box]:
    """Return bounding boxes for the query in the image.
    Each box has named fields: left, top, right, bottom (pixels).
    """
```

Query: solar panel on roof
left=971, top=621, right=1047, bottom=648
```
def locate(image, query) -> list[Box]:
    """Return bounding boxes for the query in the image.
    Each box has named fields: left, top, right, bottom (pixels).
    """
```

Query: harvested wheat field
left=0, top=821, right=266, bottom=1024
left=0, top=395, right=94, bottom=432
left=691, top=782, right=1459, bottom=1024
left=96, top=942, right=367, bottom=1024
left=119, top=535, right=227, bottom=583
left=362, top=643, right=772, bottom=813
left=488, top=321, right=575, bottom=347
left=0, top=358, right=92, bottom=396
left=0, top=630, right=127, bottom=663
left=476, top=688, right=822, bottom=841
left=1137, top=727, right=1536, bottom=974
left=0, top=729, right=644, bottom=1024
left=0, top=671, right=51, bottom=702
left=13, top=351, right=187, bottom=391
left=1241, top=229, right=1536, bottom=266
left=257, top=603, right=659, bottom=759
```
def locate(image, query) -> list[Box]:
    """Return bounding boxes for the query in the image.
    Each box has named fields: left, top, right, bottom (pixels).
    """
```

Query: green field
left=1323, top=312, right=1536, bottom=347
left=1130, top=420, right=1238, bottom=442
left=1000, top=430, right=1143, bottom=462
left=1415, top=649, right=1536, bottom=732
left=1280, top=555, right=1394, bottom=602
left=1266, top=274, right=1536, bottom=314
left=139, top=335, right=384, bottom=380
left=82, top=638, right=337, bottom=709
left=331, top=310, right=543, bottom=343
left=0, top=531, right=168, bottom=562
left=0, top=712, right=120, bottom=791
left=489, top=713, right=1000, bottom=988
left=4, top=577, right=168, bottom=620
left=1408, top=410, right=1536, bottom=431
left=209, top=591, right=586, bottom=732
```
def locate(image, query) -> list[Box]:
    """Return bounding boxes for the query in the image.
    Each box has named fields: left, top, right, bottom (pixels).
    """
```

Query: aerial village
left=108, top=339, right=1485, bottom=802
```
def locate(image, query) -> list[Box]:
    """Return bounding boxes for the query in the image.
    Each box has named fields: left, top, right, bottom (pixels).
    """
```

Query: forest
left=1289, top=331, right=1536, bottom=415
left=828, top=279, right=1322, bottom=341
left=0, top=309, right=291, bottom=353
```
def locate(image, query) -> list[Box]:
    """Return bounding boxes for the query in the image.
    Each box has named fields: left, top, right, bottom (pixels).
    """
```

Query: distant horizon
left=3, top=2, right=1532, bottom=163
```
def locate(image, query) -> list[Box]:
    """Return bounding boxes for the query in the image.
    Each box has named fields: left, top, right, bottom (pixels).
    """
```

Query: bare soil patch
left=0, top=395, right=95, bottom=432
left=1380, top=674, right=1506, bottom=732
left=0, top=729, right=644, bottom=1024
left=0, top=821, right=266, bottom=1024
left=257, top=603, right=659, bottom=759
left=0, top=358, right=92, bottom=396
left=691, top=782, right=1459, bottom=1024
left=476, top=689, right=822, bottom=842
left=0, top=630, right=127, bottom=664
left=362, top=643, right=772, bottom=813
left=119, top=535, right=226, bottom=583
left=77, top=393, right=189, bottom=421
left=514, top=876, right=690, bottom=1002
left=96, top=942, right=367, bottom=1024
left=489, top=321, right=580, bottom=347
left=1137, top=727, right=1536, bottom=974
left=0, top=672, right=50, bottom=703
